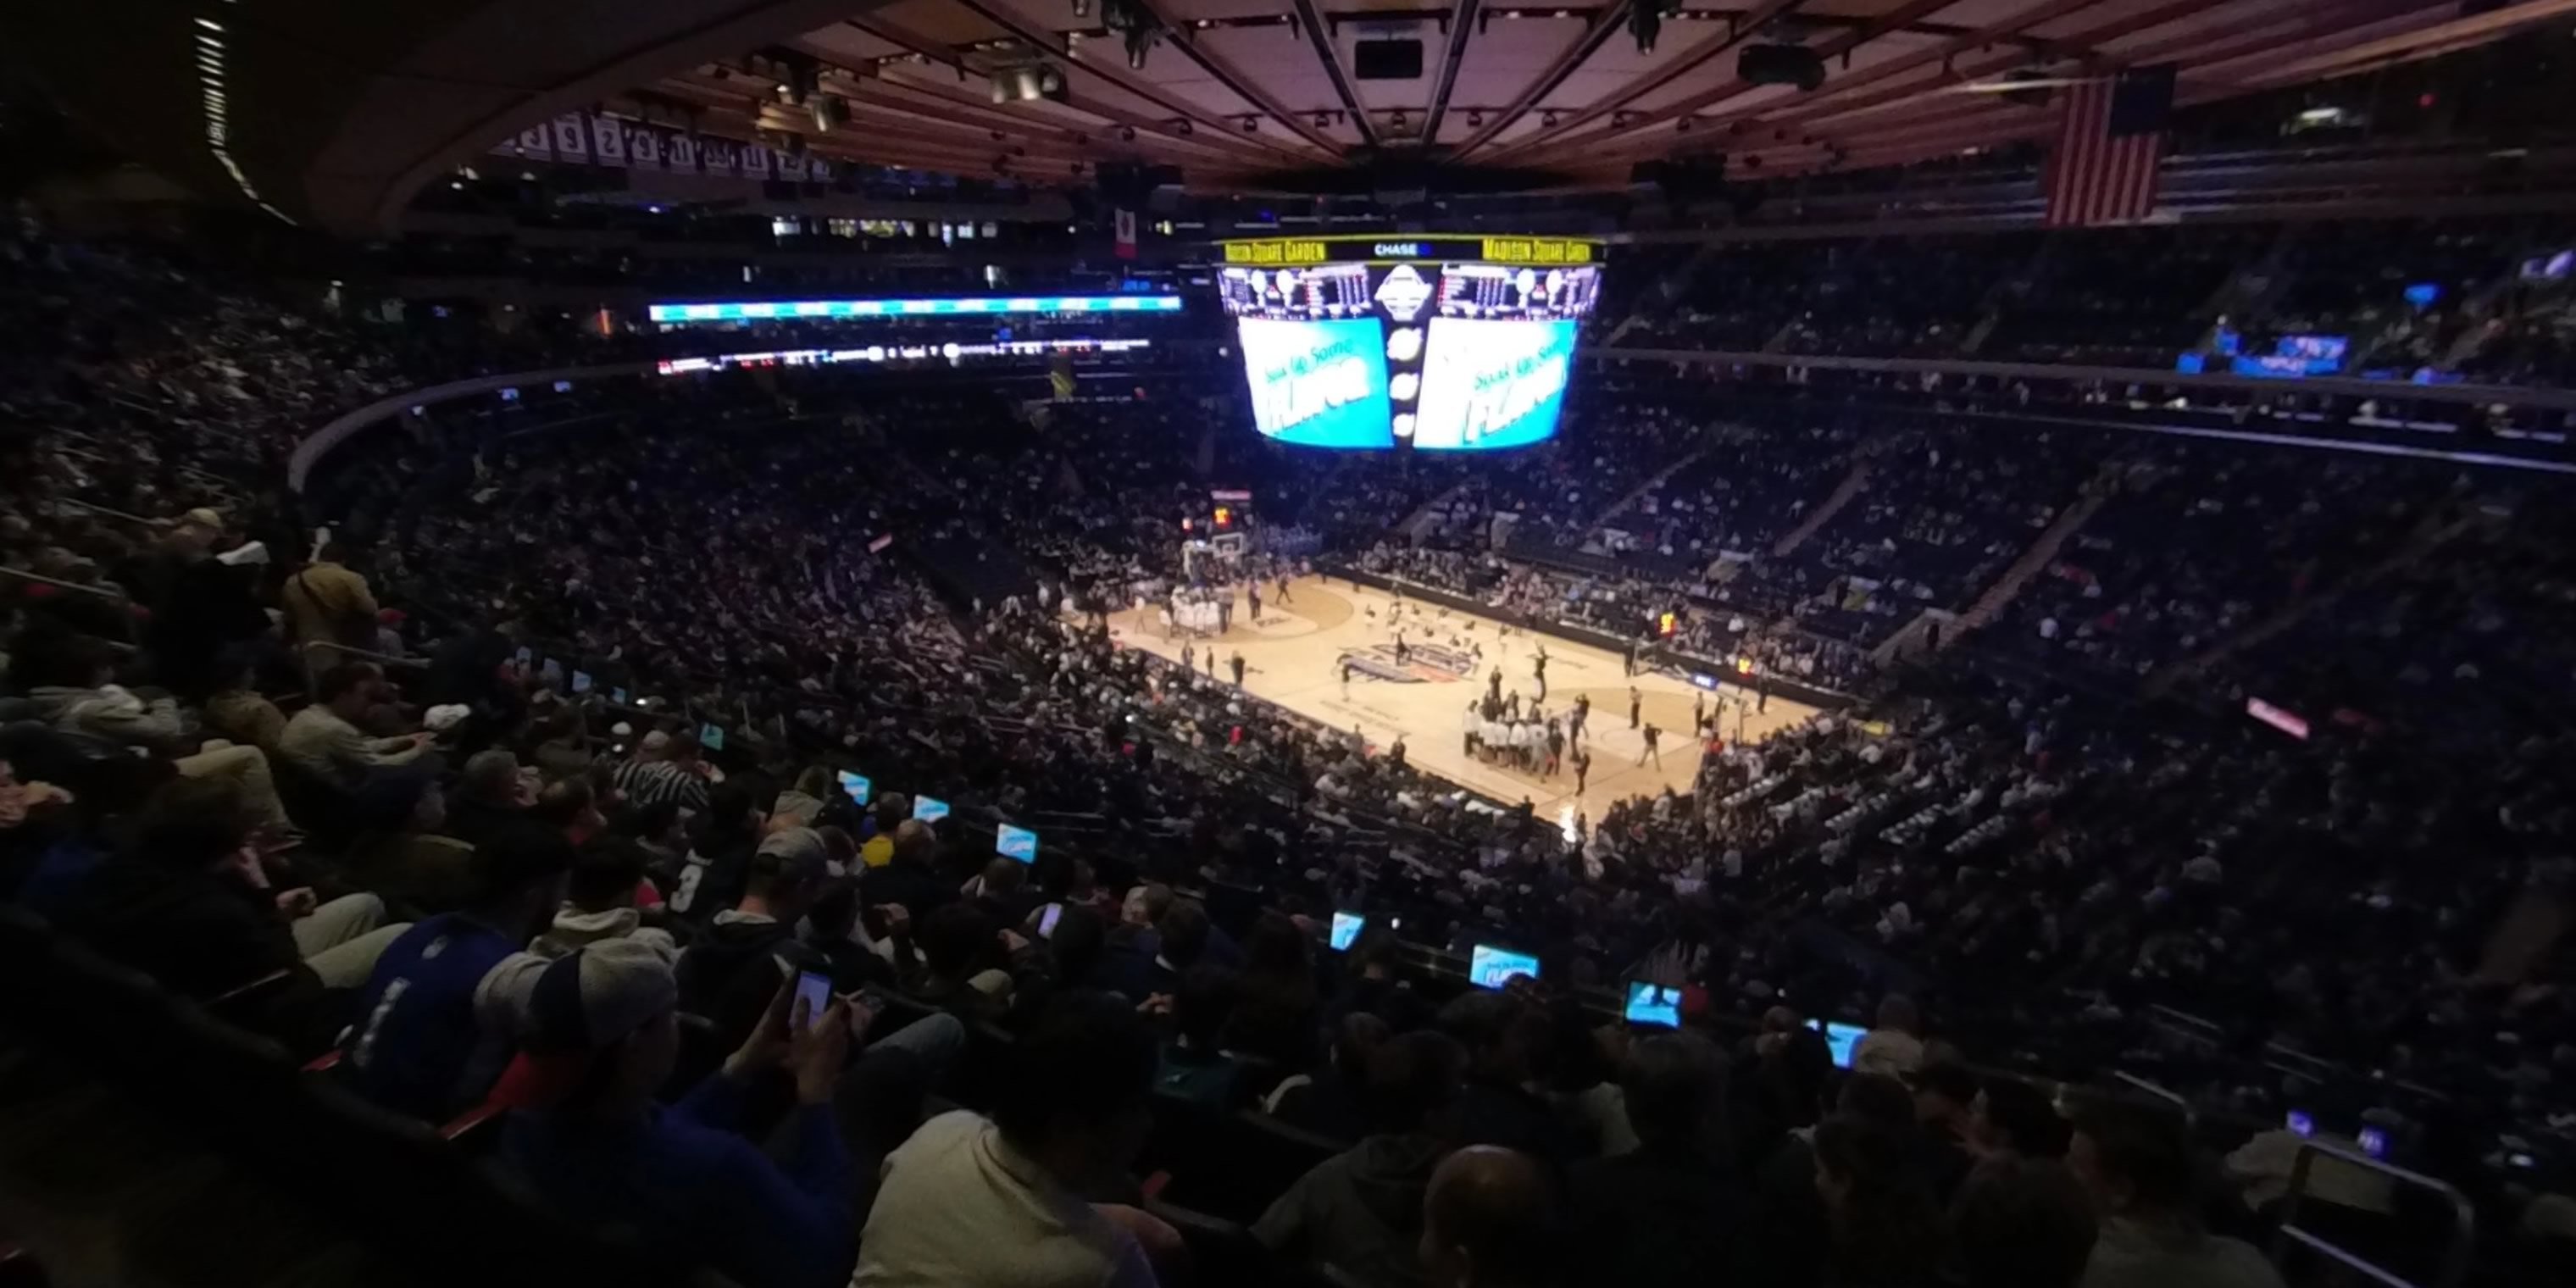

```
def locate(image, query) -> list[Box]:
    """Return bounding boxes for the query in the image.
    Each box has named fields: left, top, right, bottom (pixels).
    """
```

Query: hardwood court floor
left=1102, top=575, right=1819, bottom=819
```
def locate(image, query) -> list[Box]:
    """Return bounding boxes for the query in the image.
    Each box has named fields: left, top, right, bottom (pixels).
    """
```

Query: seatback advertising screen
left=1237, top=317, right=1394, bottom=448
left=1214, top=236, right=1601, bottom=452
left=1413, top=318, right=1575, bottom=451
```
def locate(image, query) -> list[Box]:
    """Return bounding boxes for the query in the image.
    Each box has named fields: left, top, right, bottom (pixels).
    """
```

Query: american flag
left=2044, top=64, right=2174, bottom=228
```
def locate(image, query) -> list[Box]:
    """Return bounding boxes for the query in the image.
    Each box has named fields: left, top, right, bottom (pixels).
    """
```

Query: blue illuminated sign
left=1237, top=317, right=1395, bottom=448
left=1412, top=318, right=1574, bottom=451
left=647, top=295, right=1185, bottom=324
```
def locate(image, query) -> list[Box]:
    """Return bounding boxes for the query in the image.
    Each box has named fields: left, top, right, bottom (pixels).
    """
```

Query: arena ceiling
left=7, top=0, right=2575, bottom=230
left=624, top=0, right=2576, bottom=192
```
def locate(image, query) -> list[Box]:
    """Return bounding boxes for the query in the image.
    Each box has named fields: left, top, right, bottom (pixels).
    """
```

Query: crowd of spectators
left=5, top=206, right=2576, bottom=1287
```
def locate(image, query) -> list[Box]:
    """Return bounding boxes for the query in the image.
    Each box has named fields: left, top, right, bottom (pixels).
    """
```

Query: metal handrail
left=2268, top=1139, right=2476, bottom=1288
left=302, top=640, right=430, bottom=669
left=0, top=567, right=130, bottom=600
left=53, top=497, right=162, bottom=527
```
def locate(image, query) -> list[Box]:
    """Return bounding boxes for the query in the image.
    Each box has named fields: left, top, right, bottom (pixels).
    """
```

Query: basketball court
left=1102, top=575, right=1820, bottom=816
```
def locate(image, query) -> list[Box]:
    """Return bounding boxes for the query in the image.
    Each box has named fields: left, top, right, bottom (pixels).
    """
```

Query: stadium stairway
left=1586, top=449, right=1706, bottom=532
left=2141, top=502, right=2485, bottom=698
left=1948, top=465, right=2123, bottom=641
left=1397, top=481, right=1472, bottom=541
left=1957, top=234, right=2055, bottom=357
left=1769, top=458, right=1872, bottom=558
left=1597, top=240, right=1723, bottom=348
left=2188, top=222, right=2304, bottom=354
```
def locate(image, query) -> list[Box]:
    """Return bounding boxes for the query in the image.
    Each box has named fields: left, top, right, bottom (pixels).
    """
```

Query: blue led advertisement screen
left=1412, top=318, right=1575, bottom=451
left=1237, top=317, right=1395, bottom=448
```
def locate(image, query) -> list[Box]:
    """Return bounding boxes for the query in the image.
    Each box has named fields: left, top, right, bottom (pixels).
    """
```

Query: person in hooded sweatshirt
left=675, top=827, right=830, bottom=1052
left=1255, top=1030, right=1466, bottom=1288
left=535, top=841, right=678, bottom=960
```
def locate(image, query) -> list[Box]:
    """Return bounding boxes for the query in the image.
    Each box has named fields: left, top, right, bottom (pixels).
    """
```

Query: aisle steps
left=2141, top=504, right=2480, bottom=697
left=1951, top=468, right=2121, bottom=637
left=1770, top=459, right=1870, bottom=558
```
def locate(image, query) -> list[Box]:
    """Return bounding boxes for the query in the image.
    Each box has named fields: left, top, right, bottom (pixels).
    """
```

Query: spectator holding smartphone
left=492, top=940, right=858, bottom=1288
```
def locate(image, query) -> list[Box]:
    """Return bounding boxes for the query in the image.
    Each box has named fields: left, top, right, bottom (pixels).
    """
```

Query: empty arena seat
left=1140, top=1096, right=1348, bottom=1224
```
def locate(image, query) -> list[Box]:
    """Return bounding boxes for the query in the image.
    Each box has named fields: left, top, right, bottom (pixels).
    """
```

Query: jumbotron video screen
left=1215, top=236, right=1603, bottom=451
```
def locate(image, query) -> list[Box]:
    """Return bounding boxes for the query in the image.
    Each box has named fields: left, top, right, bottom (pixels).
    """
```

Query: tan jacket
left=281, top=561, right=378, bottom=648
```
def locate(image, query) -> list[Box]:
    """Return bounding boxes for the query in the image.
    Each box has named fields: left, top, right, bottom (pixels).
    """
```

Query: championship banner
left=1113, top=208, right=1138, bottom=261
left=515, top=125, right=552, bottom=160
left=668, top=132, right=697, bottom=171
left=626, top=125, right=661, bottom=170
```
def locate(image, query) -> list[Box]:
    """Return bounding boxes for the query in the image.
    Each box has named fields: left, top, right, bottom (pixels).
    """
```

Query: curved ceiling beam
left=1476, top=0, right=1803, bottom=162
left=1448, top=3, right=1630, bottom=159
left=1126, top=0, right=1346, bottom=153
left=1421, top=0, right=1485, bottom=145
left=2218, top=0, right=2576, bottom=86
left=1550, top=0, right=2430, bottom=173
left=830, top=15, right=1284, bottom=168
left=1774, top=0, right=2455, bottom=146
left=943, top=0, right=1321, bottom=162
left=1498, top=0, right=1970, bottom=167
left=1290, top=0, right=1380, bottom=149
left=1556, top=0, right=2215, bottom=170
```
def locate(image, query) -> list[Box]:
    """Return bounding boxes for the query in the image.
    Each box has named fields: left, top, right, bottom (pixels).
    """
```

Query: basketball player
left=1532, top=646, right=1549, bottom=701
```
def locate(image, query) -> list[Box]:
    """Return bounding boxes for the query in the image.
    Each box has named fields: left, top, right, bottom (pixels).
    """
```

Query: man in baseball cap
left=488, top=941, right=861, bottom=1288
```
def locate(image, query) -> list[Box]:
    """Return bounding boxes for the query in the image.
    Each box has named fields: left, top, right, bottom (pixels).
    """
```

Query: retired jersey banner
left=494, top=114, right=836, bottom=185
left=552, top=113, right=588, bottom=159
left=591, top=116, right=625, bottom=164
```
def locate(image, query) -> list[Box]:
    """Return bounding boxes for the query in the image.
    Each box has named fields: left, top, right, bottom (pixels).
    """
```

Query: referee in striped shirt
left=612, top=730, right=709, bottom=812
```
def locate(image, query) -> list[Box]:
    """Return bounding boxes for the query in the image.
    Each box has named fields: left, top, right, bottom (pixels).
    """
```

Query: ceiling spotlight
left=1541, top=110, right=1560, bottom=127
left=1675, top=116, right=1691, bottom=132
left=1175, top=119, right=1192, bottom=135
left=1313, top=111, right=1331, bottom=129
left=1120, top=125, right=1137, bottom=141
left=1073, top=0, right=1090, bottom=14
left=1391, top=110, right=1408, bottom=130
left=1241, top=114, right=1258, bottom=132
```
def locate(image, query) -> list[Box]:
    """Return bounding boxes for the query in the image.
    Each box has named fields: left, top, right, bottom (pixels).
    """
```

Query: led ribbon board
left=647, top=296, right=1185, bottom=324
